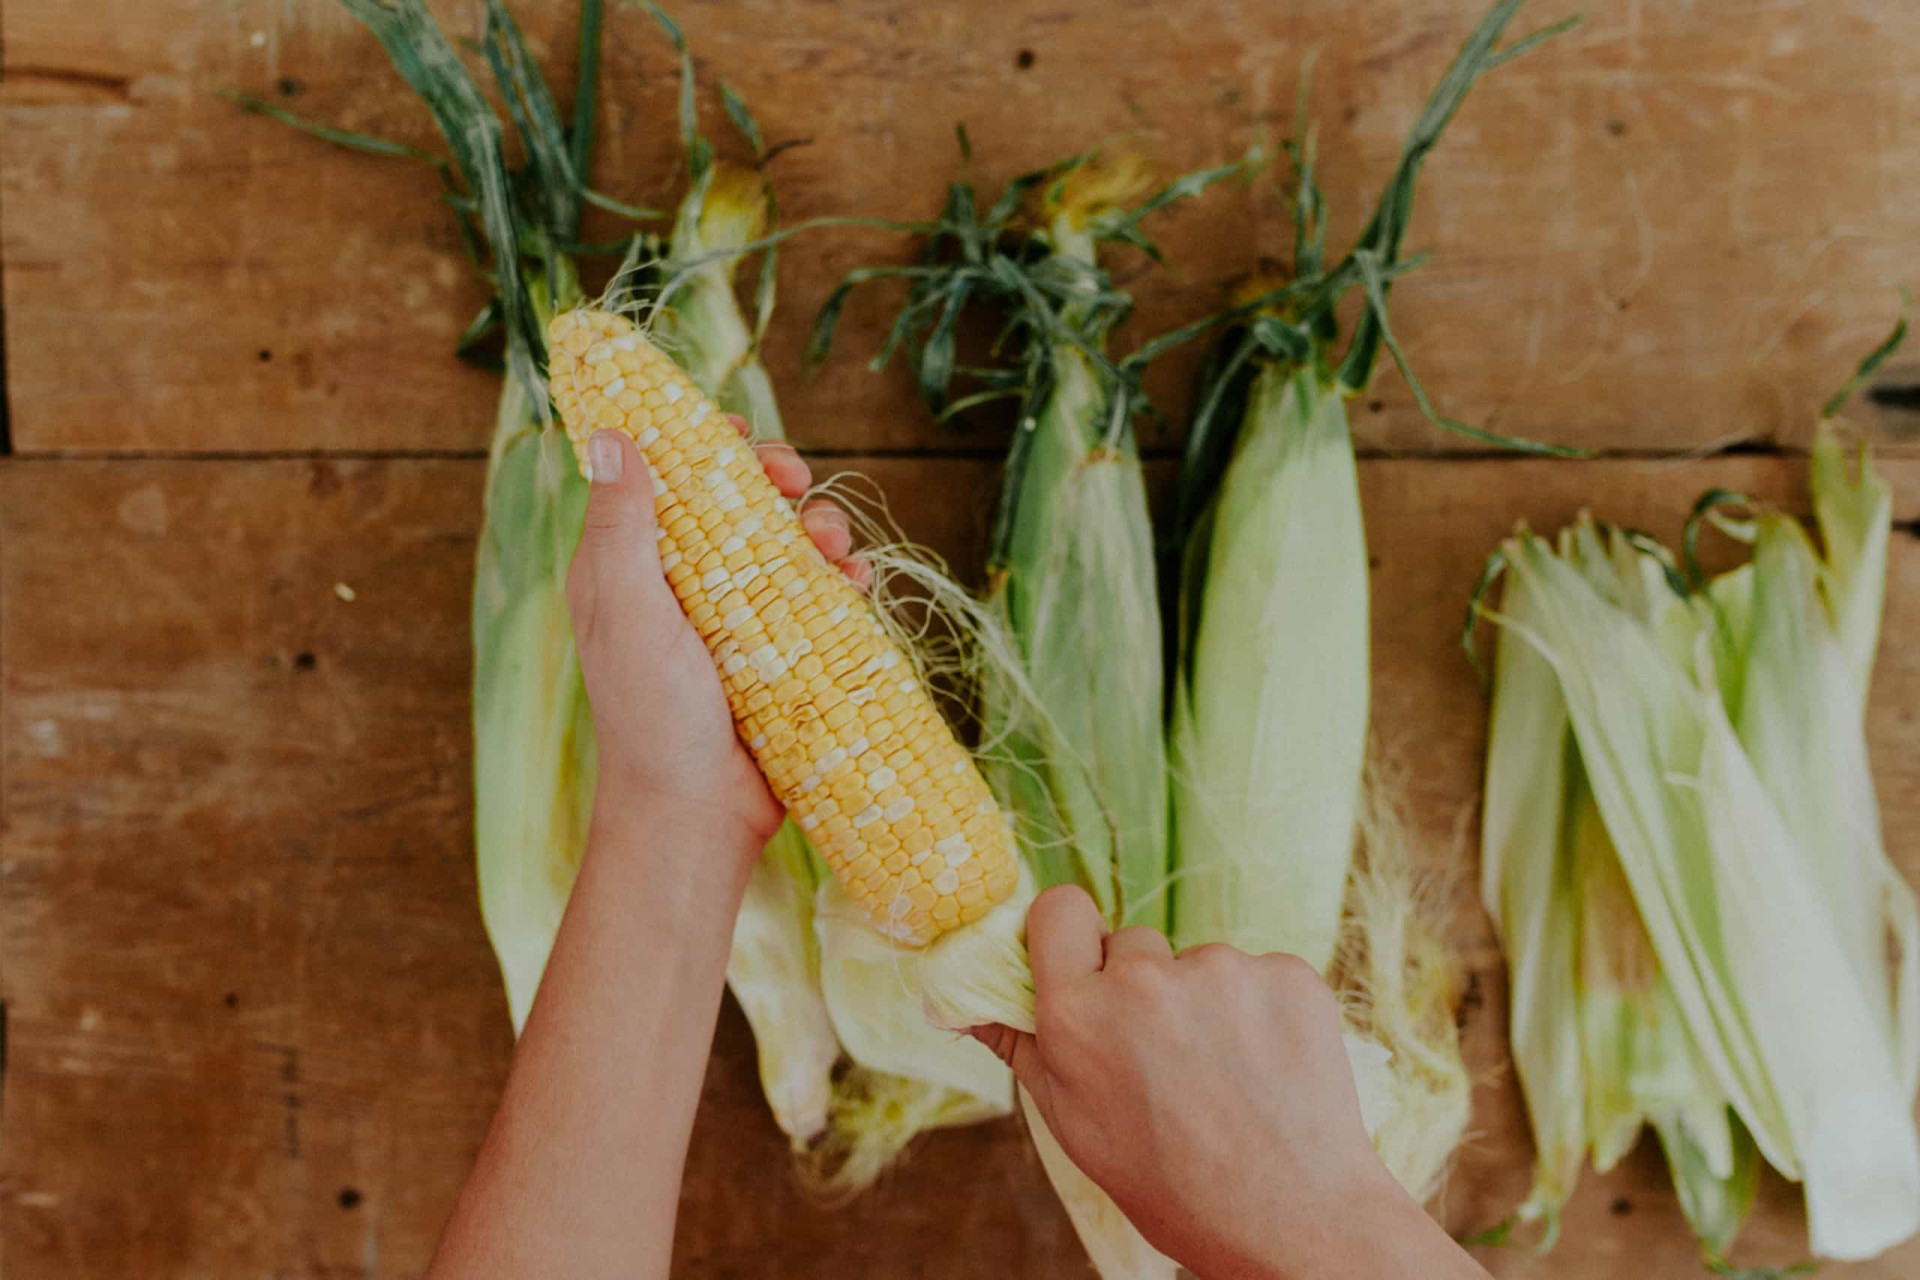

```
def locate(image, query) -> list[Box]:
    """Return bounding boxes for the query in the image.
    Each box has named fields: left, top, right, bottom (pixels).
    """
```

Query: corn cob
left=547, top=308, right=1018, bottom=944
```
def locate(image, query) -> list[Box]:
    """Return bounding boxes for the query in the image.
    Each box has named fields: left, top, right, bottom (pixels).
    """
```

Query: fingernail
left=589, top=432, right=623, bottom=485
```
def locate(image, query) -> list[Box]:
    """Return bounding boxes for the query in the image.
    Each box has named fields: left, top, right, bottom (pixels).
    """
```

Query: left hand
left=566, top=416, right=870, bottom=881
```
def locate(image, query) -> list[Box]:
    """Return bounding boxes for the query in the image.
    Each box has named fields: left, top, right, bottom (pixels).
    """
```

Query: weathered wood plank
left=2, top=452, right=1918, bottom=1277
left=6, top=1, right=1920, bottom=456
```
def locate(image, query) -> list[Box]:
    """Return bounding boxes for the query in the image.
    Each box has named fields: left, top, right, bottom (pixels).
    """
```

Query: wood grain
left=2, top=451, right=1916, bottom=1277
left=5, top=1, right=1920, bottom=456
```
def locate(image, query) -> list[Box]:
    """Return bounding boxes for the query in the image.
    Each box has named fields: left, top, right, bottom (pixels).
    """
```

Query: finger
left=1103, top=925, right=1174, bottom=964
left=967, top=1024, right=1044, bottom=1088
left=575, top=430, right=663, bottom=574
left=755, top=442, right=812, bottom=499
left=837, top=555, right=873, bottom=593
left=727, top=412, right=752, bottom=438
left=1026, top=885, right=1107, bottom=990
left=800, top=502, right=853, bottom=563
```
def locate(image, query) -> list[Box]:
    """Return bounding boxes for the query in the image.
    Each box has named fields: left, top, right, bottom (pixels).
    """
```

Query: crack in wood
left=4, top=65, right=134, bottom=103
left=1870, top=382, right=1920, bottom=413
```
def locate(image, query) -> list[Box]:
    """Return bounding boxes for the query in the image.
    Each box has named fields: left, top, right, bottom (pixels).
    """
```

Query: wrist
left=585, top=788, right=767, bottom=905
left=1193, top=1167, right=1474, bottom=1280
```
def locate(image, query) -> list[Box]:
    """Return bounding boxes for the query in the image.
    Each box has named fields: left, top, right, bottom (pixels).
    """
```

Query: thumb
left=967, top=1023, right=1046, bottom=1094
left=568, top=429, right=670, bottom=646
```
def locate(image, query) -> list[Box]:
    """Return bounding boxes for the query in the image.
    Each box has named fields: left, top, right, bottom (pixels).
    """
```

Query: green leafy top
left=1172, top=0, right=1585, bottom=546
left=227, top=1, right=775, bottom=403
left=805, top=133, right=1262, bottom=434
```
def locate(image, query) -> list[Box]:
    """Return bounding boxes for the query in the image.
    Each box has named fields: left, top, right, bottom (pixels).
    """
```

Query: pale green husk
left=1155, top=1, right=1575, bottom=1244
left=1170, top=360, right=1365, bottom=972
left=1478, top=429, right=1920, bottom=1261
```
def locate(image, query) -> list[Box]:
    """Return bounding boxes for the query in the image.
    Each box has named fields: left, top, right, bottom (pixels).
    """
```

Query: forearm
left=428, top=807, right=752, bottom=1280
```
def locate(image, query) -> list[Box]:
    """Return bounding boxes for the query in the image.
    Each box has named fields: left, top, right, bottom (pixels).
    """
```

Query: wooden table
left=4, top=2, right=1918, bottom=1276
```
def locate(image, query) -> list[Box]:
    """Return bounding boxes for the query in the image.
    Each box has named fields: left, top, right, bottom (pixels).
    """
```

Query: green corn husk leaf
left=1481, top=523, right=1755, bottom=1255
left=1484, top=514, right=1920, bottom=1262
left=1169, top=359, right=1365, bottom=971
left=474, top=370, right=595, bottom=1032
left=1478, top=551, right=1587, bottom=1244
left=1657, top=1114, right=1763, bottom=1261
left=727, top=823, right=841, bottom=1146
left=1718, top=437, right=1920, bottom=1098
left=812, top=878, right=1014, bottom=1108
left=986, top=348, right=1168, bottom=928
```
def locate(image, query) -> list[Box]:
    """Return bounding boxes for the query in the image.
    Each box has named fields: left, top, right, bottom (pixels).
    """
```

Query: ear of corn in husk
left=1164, top=0, right=1573, bottom=1225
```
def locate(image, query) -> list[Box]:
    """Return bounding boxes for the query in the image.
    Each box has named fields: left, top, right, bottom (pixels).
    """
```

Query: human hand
left=566, top=419, right=870, bottom=881
left=972, top=886, right=1482, bottom=1280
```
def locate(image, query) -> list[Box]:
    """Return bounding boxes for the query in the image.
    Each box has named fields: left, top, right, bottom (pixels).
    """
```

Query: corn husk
left=1170, top=360, right=1365, bottom=971
left=1482, top=479, right=1920, bottom=1261
left=1480, top=534, right=1751, bottom=1249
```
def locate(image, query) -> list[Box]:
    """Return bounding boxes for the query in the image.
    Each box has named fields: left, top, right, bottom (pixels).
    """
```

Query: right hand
left=970, top=885, right=1475, bottom=1280
left=565, top=421, right=870, bottom=886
